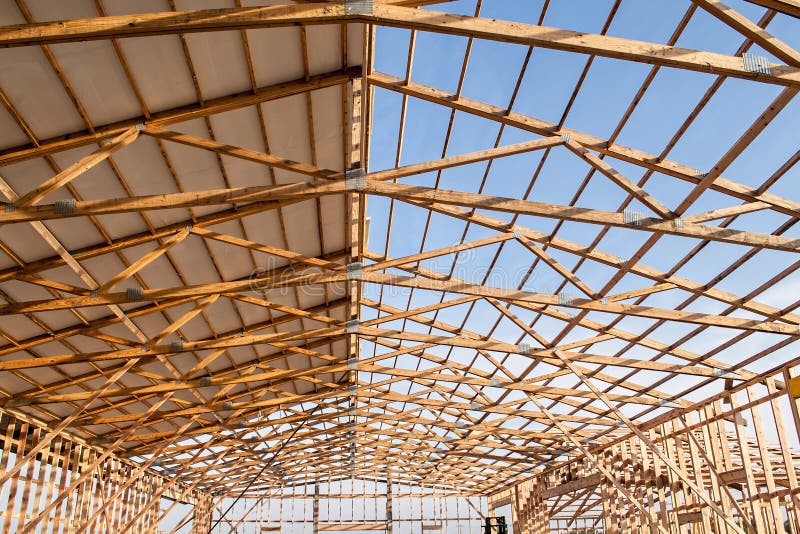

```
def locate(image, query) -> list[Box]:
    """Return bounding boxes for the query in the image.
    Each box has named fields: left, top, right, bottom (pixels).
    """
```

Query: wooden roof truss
left=0, top=0, right=798, bottom=528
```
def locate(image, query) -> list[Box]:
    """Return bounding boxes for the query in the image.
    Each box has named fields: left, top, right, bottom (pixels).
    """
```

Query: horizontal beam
left=540, top=473, right=604, bottom=499
left=358, top=363, right=667, bottom=408
left=369, top=5, right=800, bottom=88
left=0, top=269, right=796, bottom=335
left=0, top=3, right=796, bottom=89
left=368, top=72, right=800, bottom=219
left=0, top=181, right=341, bottom=223
left=0, top=3, right=356, bottom=46
left=1, top=178, right=794, bottom=252
left=386, top=201, right=800, bottom=327
left=364, top=181, right=800, bottom=252
left=356, top=272, right=799, bottom=335
left=0, top=326, right=345, bottom=371
left=358, top=327, right=740, bottom=379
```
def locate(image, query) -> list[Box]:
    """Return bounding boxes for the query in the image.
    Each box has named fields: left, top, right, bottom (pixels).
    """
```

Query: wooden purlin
left=0, top=0, right=797, bottom=519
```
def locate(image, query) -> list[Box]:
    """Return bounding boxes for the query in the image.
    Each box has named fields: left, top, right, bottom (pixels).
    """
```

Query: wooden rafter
left=0, top=0, right=798, bottom=526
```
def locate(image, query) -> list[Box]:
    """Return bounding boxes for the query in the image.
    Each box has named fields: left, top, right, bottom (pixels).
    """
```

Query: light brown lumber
left=368, top=5, right=800, bottom=87
left=549, top=349, right=746, bottom=533
left=744, top=0, right=800, bottom=18
left=393, top=199, right=800, bottom=325
left=563, top=139, right=672, bottom=218
left=13, top=127, right=140, bottom=206
left=0, top=68, right=357, bottom=166
left=144, top=126, right=344, bottom=181
left=0, top=3, right=355, bottom=47
left=0, top=181, right=345, bottom=223
left=367, top=136, right=563, bottom=182
left=693, top=0, right=800, bottom=66
left=0, top=326, right=345, bottom=371
left=367, top=72, right=800, bottom=218
left=1, top=268, right=795, bottom=335
left=3, top=4, right=796, bottom=87
left=363, top=169, right=800, bottom=253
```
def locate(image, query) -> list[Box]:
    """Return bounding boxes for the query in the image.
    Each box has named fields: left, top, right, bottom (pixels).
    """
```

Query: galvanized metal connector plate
left=344, top=0, right=373, bottom=15
left=623, top=209, right=644, bottom=226
left=345, top=167, right=366, bottom=189
left=126, top=286, right=143, bottom=301
left=54, top=199, right=76, bottom=215
left=743, top=53, right=771, bottom=75
left=558, top=292, right=574, bottom=305
left=346, top=261, right=363, bottom=281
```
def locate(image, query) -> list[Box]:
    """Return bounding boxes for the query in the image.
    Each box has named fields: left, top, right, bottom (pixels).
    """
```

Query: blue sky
left=361, top=0, right=800, bottom=412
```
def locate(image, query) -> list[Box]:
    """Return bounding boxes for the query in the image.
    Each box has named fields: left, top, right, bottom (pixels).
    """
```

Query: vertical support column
left=730, top=390, right=767, bottom=533
left=386, top=480, right=393, bottom=534
left=602, top=448, right=620, bottom=534
left=785, top=366, right=800, bottom=444
left=530, top=480, right=549, bottom=534
left=647, top=428, right=670, bottom=534
left=600, top=474, right=616, bottom=534
left=768, top=376, right=800, bottom=529
left=746, top=385, right=784, bottom=533
left=314, top=483, right=320, bottom=534
left=190, top=493, right=214, bottom=534
left=345, top=50, right=366, bottom=477
left=510, top=485, right=522, bottom=534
